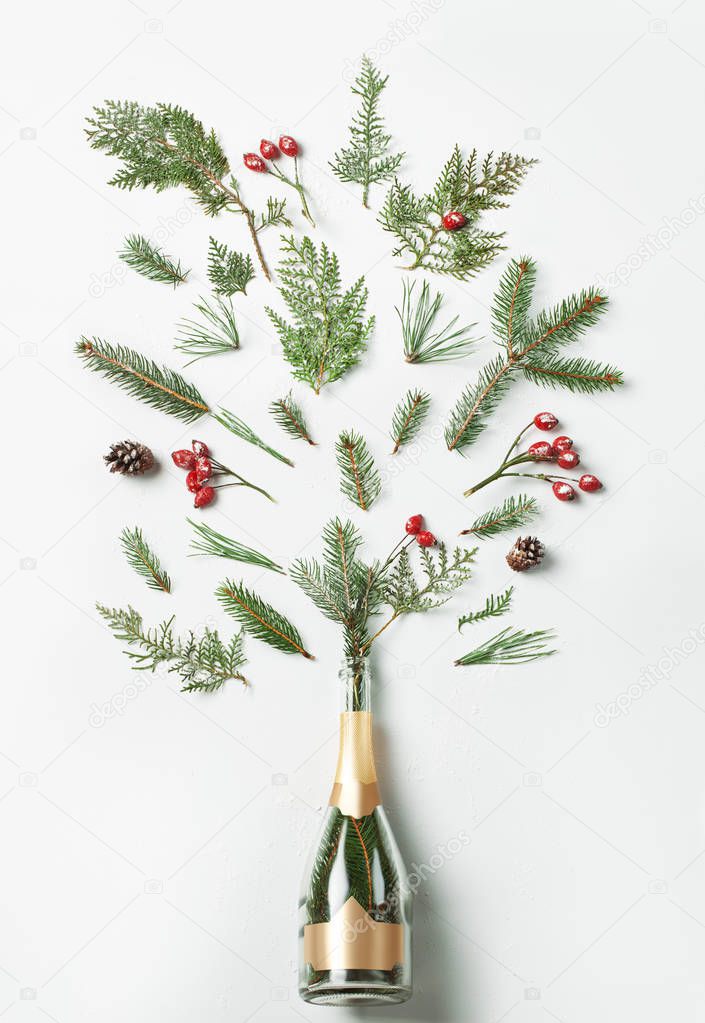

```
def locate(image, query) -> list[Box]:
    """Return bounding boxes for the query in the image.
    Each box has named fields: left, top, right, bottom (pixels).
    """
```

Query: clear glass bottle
left=298, top=658, right=412, bottom=1006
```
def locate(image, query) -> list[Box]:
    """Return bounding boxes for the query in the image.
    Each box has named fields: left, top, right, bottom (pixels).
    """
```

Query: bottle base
left=300, top=982, right=412, bottom=1006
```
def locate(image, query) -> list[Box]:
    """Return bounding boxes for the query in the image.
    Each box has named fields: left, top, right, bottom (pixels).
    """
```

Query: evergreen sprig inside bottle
left=216, top=580, right=313, bottom=658
left=119, top=526, right=171, bottom=593
left=269, top=392, right=315, bottom=445
left=390, top=389, right=431, bottom=453
left=458, top=587, right=513, bottom=629
left=188, top=519, right=285, bottom=574
left=175, top=294, right=239, bottom=365
left=336, top=430, right=381, bottom=510
left=330, top=57, right=404, bottom=207
left=119, top=234, right=189, bottom=287
left=207, top=237, right=255, bottom=296
left=379, top=146, right=536, bottom=279
left=266, top=236, right=374, bottom=394
left=398, top=279, right=478, bottom=364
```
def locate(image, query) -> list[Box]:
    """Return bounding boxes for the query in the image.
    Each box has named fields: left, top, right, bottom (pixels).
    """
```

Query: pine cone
left=506, top=536, right=544, bottom=572
left=104, top=440, right=155, bottom=476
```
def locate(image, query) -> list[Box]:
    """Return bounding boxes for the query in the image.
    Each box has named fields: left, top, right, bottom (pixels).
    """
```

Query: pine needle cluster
left=188, top=519, right=285, bottom=574
left=336, top=431, right=381, bottom=510
left=207, top=237, right=255, bottom=296
left=119, top=234, right=188, bottom=287
left=175, top=294, right=240, bottom=365
left=398, top=279, right=478, bottom=363
left=455, top=627, right=556, bottom=666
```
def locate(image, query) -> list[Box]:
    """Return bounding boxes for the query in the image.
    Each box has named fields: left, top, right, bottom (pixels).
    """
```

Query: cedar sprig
left=445, top=257, right=620, bottom=453
left=188, top=519, right=285, bottom=574
left=175, top=294, right=240, bottom=365
left=336, top=430, right=381, bottom=510
left=207, top=237, right=255, bottom=296
left=119, top=526, right=172, bottom=593
left=212, top=407, right=293, bottom=467
left=460, top=494, right=538, bottom=538
left=256, top=197, right=292, bottom=233
left=458, top=587, right=513, bottom=630
left=379, top=146, right=536, bottom=279
left=390, top=388, right=431, bottom=453
left=398, top=279, right=478, bottom=364
left=270, top=392, right=315, bottom=445
left=266, top=236, right=374, bottom=394
left=216, top=579, right=313, bottom=658
left=97, top=604, right=248, bottom=691
left=455, top=626, right=556, bottom=666
left=119, top=234, right=189, bottom=287
left=330, top=57, right=404, bottom=207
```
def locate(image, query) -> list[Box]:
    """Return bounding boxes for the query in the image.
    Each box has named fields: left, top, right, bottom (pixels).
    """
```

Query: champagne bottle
left=298, top=658, right=412, bottom=1005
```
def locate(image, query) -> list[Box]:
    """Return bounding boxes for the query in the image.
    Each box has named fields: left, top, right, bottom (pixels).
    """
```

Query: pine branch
left=455, top=626, right=556, bottom=666
left=336, top=430, right=381, bottom=510
left=188, top=519, right=285, bottom=574
left=390, top=388, right=431, bottom=453
left=460, top=494, right=538, bottom=538
left=96, top=604, right=248, bottom=691
left=216, top=580, right=313, bottom=658
left=330, top=56, right=404, bottom=207
left=444, top=354, right=516, bottom=453
left=458, top=587, right=513, bottom=630
left=521, top=354, right=624, bottom=393
left=207, top=236, right=255, bottom=296
left=175, top=294, right=240, bottom=365
left=265, top=236, right=374, bottom=394
left=119, top=526, right=171, bottom=593
left=269, top=392, right=315, bottom=445
left=212, top=407, right=293, bottom=467
left=398, top=279, right=478, bottom=363
left=119, top=234, right=188, bottom=287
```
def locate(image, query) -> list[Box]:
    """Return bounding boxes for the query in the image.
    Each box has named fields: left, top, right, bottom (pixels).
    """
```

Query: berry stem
left=268, top=161, right=315, bottom=227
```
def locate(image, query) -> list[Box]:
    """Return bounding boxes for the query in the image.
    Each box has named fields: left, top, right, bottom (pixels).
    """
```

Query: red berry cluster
left=530, top=412, right=602, bottom=501
left=242, top=135, right=314, bottom=226
left=171, top=440, right=216, bottom=507
left=405, top=514, right=436, bottom=547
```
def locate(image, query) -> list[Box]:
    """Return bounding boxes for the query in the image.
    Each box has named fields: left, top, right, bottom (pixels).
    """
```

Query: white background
left=1, top=0, right=704, bottom=1020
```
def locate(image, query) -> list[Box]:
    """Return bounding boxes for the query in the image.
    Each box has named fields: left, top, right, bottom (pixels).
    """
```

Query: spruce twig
left=336, top=430, right=381, bottom=510
left=119, top=234, right=188, bottom=287
left=188, top=519, right=285, bottom=574
left=119, top=526, right=171, bottom=593
left=398, top=280, right=478, bottom=363
left=390, top=388, right=431, bottom=453
left=458, top=587, right=513, bottom=630
left=207, top=236, right=255, bottom=296
left=175, top=294, right=240, bottom=365
left=460, top=494, right=538, bottom=538
left=216, top=580, right=313, bottom=658
left=269, top=392, right=315, bottom=445
left=455, top=627, right=556, bottom=666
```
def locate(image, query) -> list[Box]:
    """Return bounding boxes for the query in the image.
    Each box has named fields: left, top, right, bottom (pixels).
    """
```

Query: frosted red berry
left=172, top=449, right=196, bottom=469
left=552, top=481, right=575, bottom=502
left=259, top=139, right=279, bottom=160
left=243, top=152, right=267, bottom=172
left=279, top=135, right=298, bottom=157
left=405, top=514, right=423, bottom=535
left=186, top=469, right=201, bottom=494
left=528, top=440, right=555, bottom=461
left=579, top=474, right=602, bottom=492
left=195, top=457, right=213, bottom=483
left=533, top=412, right=558, bottom=431
left=442, top=211, right=466, bottom=231
left=557, top=449, right=580, bottom=469
left=552, top=435, right=573, bottom=453
left=416, top=530, right=436, bottom=547
left=192, top=440, right=209, bottom=457
left=194, top=485, right=215, bottom=508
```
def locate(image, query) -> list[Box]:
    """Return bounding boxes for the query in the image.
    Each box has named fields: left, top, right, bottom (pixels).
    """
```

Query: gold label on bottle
left=304, top=896, right=404, bottom=971
left=328, top=711, right=381, bottom=818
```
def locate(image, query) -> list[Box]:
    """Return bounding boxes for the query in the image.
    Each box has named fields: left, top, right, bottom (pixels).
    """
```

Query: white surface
left=1, top=1, right=704, bottom=1020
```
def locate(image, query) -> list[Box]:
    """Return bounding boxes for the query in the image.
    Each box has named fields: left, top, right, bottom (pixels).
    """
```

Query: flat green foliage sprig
left=207, top=237, right=254, bottom=296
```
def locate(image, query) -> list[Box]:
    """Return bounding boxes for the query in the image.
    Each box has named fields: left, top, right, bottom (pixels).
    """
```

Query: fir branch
left=390, top=388, right=431, bottom=453
left=175, top=294, right=240, bottom=365
left=212, top=407, right=293, bottom=467
left=119, top=234, right=188, bottom=287
left=265, top=236, right=374, bottom=394
left=188, top=519, right=285, bottom=574
left=119, top=526, right=171, bottom=593
left=269, top=392, right=315, bottom=445
left=458, top=587, right=513, bottom=630
left=336, top=430, right=381, bottom=510
left=398, top=279, right=478, bottom=364
left=445, top=353, right=516, bottom=453
left=97, top=603, right=248, bottom=691
left=521, top=354, right=624, bottom=393
left=207, top=236, right=255, bottom=296
left=460, top=494, right=538, bottom=538
left=455, top=626, right=556, bottom=666
left=330, top=56, right=404, bottom=207
left=216, top=580, right=313, bottom=658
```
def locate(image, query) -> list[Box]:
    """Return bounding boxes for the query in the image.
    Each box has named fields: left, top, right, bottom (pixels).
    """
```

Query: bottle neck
left=329, top=658, right=380, bottom=818
left=339, top=657, right=372, bottom=713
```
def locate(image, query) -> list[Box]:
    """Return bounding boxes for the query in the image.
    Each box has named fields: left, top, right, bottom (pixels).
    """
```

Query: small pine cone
left=506, top=536, right=544, bottom=573
left=103, top=440, right=155, bottom=476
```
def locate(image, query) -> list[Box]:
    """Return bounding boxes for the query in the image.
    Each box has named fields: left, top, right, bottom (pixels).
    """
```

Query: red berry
left=528, top=441, right=556, bottom=461
left=195, top=457, right=213, bottom=483
left=552, top=481, right=575, bottom=502
left=259, top=139, right=279, bottom=160
left=192, top=440, right=209, bottom=457
left=553, top=435, right=573, bottom=453
left=533, top=412, right=558, bottom=431
left=279, top=134, right=298, bottom=157
left=172, top=449, right=196, bottom=469
left=186, top=470, right=201, bottom=493
left=557, top=449, right=580, bottom=469
left=194, top=485, right=215, bottom=508
left=416, top=530, right=436, bottom=547
left=405, top=514, right=423, bottom=535
left=579, top=474, right=602, bottom=492
left=442, top=211, right=466, bottom=231
left=243, top=152, right=267, bottom=172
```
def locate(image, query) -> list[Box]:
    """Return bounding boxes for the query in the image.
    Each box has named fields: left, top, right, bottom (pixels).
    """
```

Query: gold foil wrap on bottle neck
left=304, top=897, right=404, bottom=971
left=328, top=711, right=381, bottom=818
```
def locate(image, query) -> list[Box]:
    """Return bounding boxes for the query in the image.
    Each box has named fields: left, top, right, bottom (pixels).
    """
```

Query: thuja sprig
left=330, top=57, right=404, bottom=207
left=188, top=519, right=284, bottom=574
left=175, top=294, right=240, bottom=365
left=336, top=430, right=381, bottom=510
left=216, top=580, right=313, bottom=659
left=119, top=234, right=189, bottom=287
left=445, top=257, right=622, bottom=454
left=269, top=392, right=315, bottom=445
left=85, top=101, right=277, bottom=280
left=265, top=236, right=374, bottom=394
left=390, top=388, right=431, bottom=453
left=119, top=526, right=172, bottom=593
left=379, top=146, right=536, bottom=280
left=455, top=627, right=556, bottom=666
left=458, top=587, right=513, bottom=630
left=207, top=237, right=255, bottom=296
left=398, top=279, right=478, bottom=364
left=96, top=604, right=248, bottom=692
left=460, top=494, right=538, bottom=539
